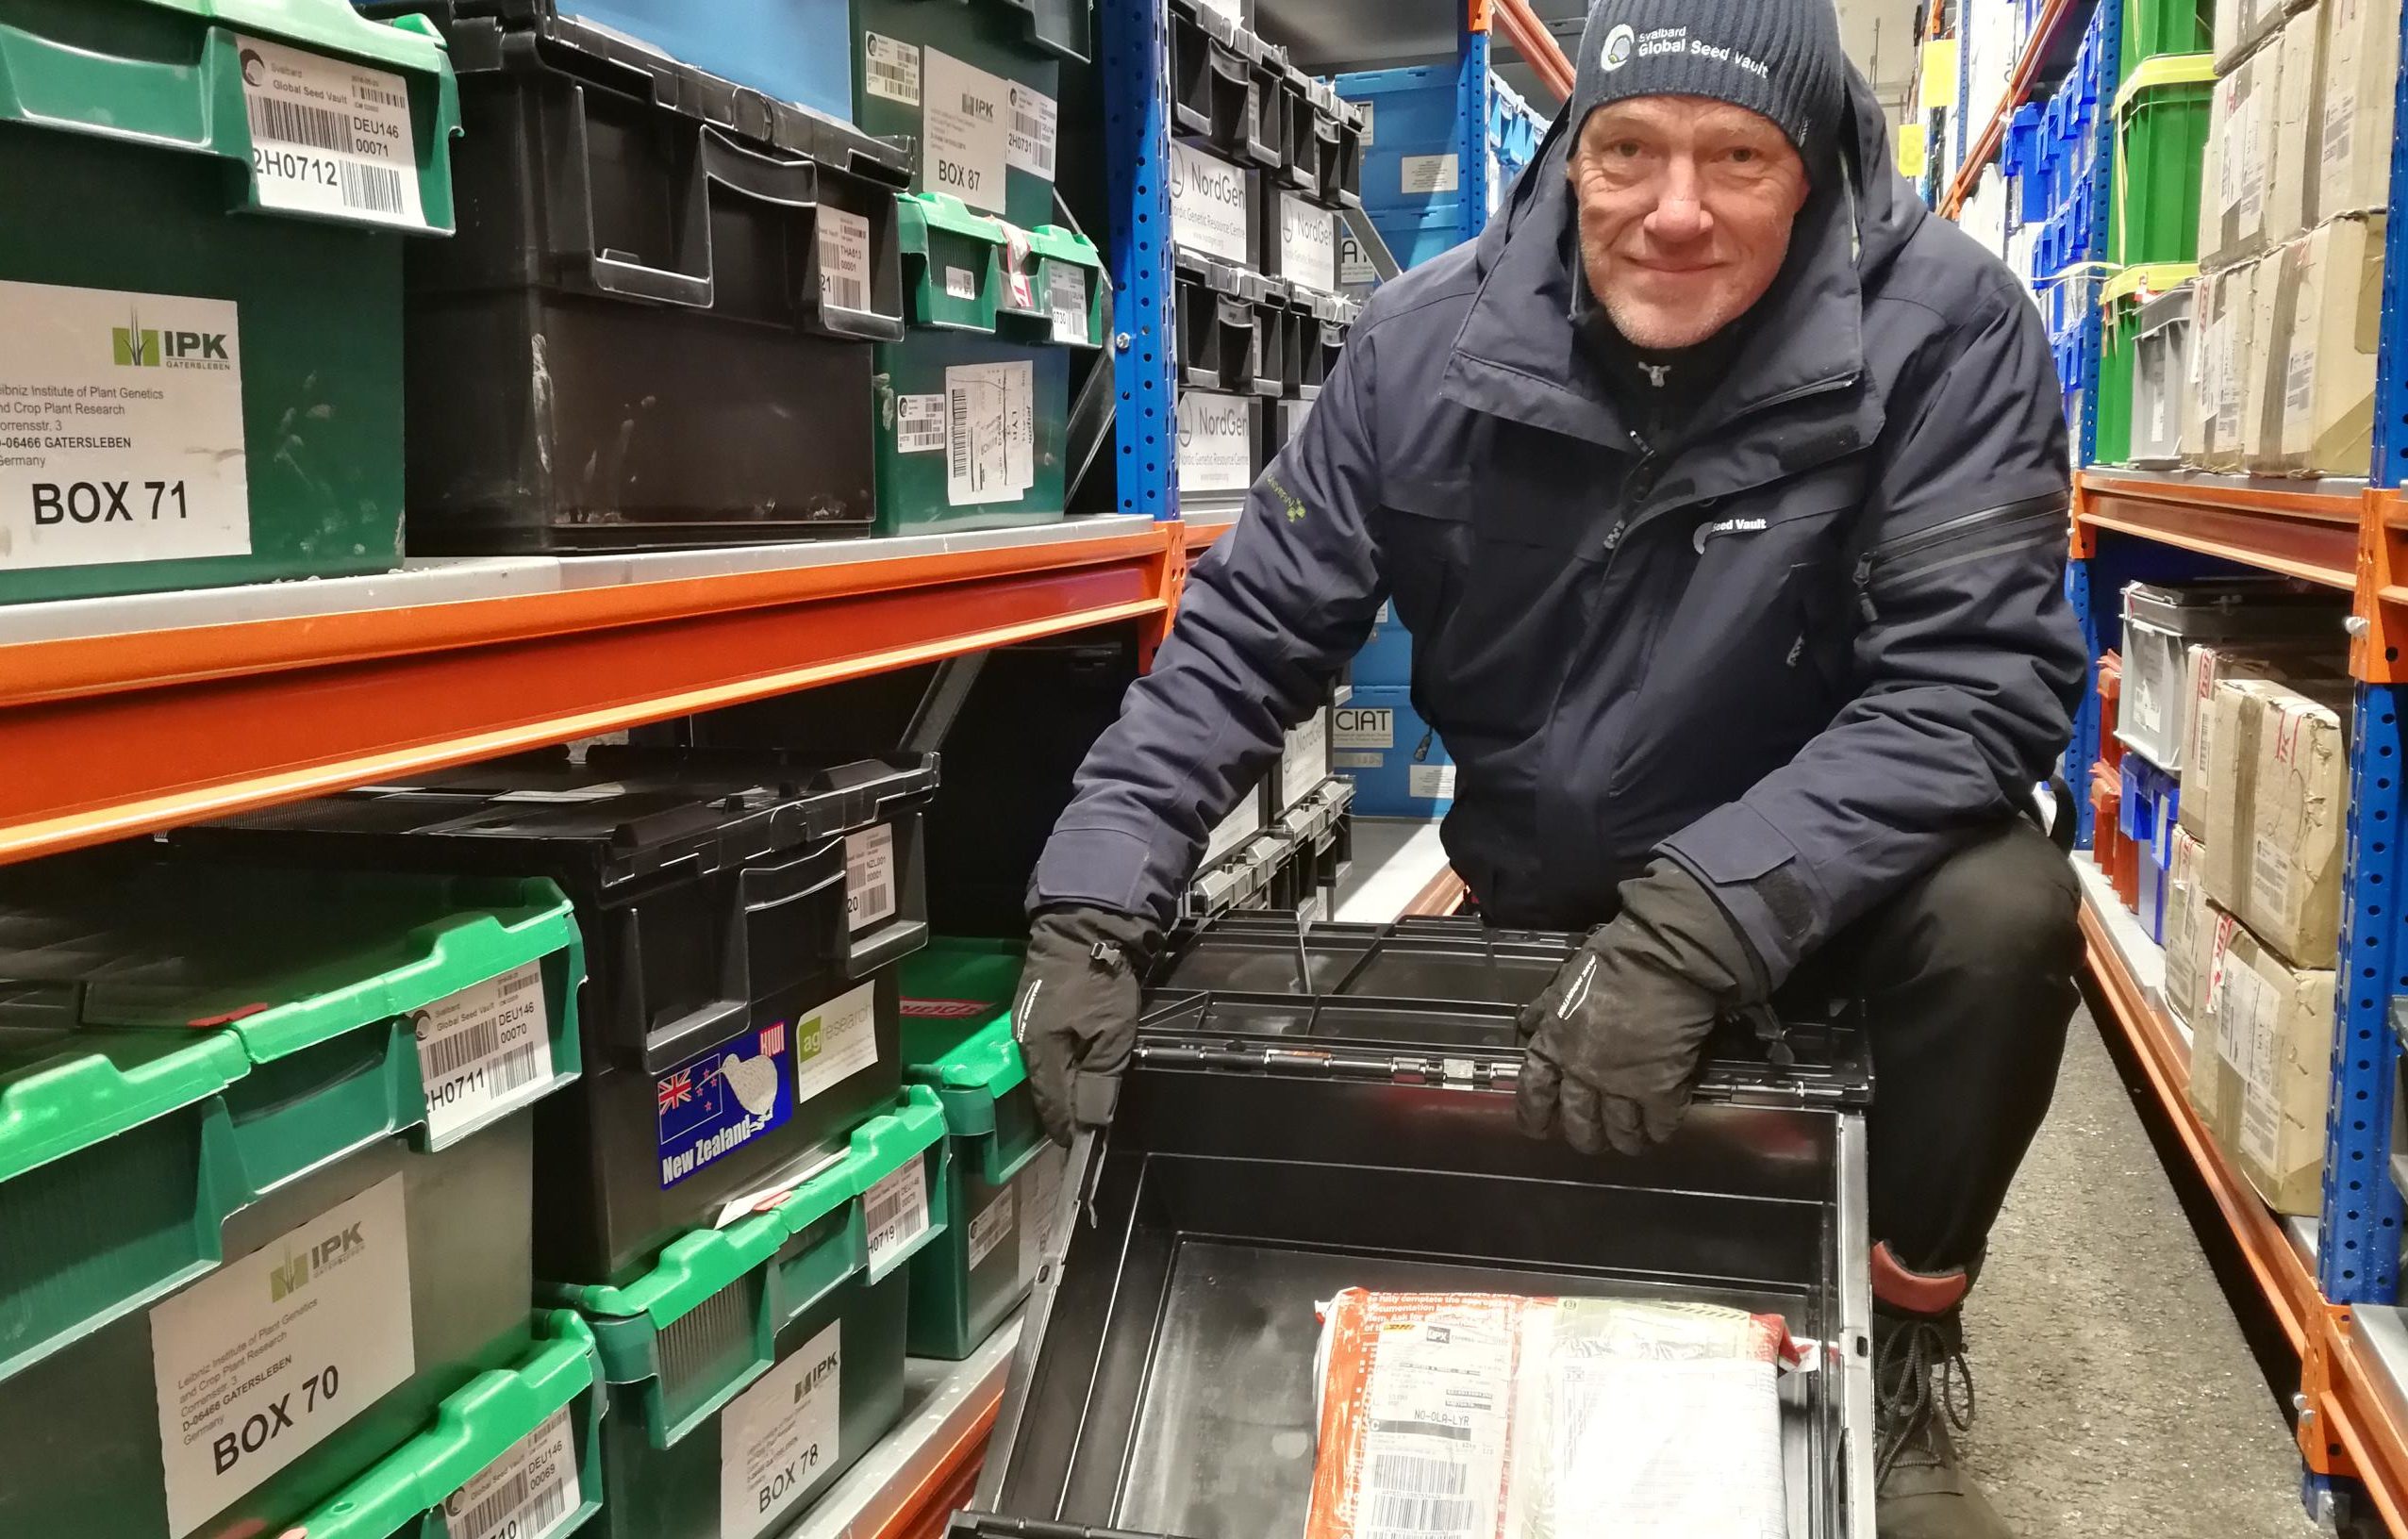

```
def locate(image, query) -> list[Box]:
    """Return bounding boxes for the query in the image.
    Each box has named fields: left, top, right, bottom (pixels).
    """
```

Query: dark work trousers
left=1781, top=816, right=2083, bottom=1277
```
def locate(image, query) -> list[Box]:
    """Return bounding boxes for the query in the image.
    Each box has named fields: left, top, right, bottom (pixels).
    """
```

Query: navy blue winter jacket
left=1032, top=68, right=2084, bottom=985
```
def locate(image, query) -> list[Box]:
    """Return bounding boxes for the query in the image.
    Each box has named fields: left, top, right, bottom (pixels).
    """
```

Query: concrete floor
left=1959, top=1007, right=2330, bottom=1537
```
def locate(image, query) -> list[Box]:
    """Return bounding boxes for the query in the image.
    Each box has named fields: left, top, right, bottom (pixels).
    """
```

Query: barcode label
left=945, top=266, right=979, bottom=301
left=817, top=206, right=872, bottom=315
left=862, top=1160, right=930, bottom=1279
left=412, top=960, right=554, bottom=1145
left=967, top=1184, right=1015, bottom=1270
left=896, top=393, right=947, bottom=454
left=948, top=388, right=971, bottom=483
left=844, top=824, right=898, bottom=930
left=862, top=32, right=921, bottom=106
left=443, top=1407, right=579, bottom=1539
left=1006, top=82, right=1059, bottom=180
left=1363, top=1453, right=1477, bottom=1538
left=235, top=33, right=425, bottom=229
left=1049, top=261, right=1089, bottom=345
left=945, top=359, right=1033, bottom=505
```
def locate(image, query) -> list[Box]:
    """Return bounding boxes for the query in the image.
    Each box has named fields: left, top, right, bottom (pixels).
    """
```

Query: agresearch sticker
left=0, top=280, right=250, bottom=573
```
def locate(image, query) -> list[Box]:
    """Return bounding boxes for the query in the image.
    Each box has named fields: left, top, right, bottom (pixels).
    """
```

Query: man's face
left=1568, top=96, right=1813, bottom=351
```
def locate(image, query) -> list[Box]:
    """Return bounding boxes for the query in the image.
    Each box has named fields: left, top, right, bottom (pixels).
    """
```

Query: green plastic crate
left=2111, top=55, right=2216, bottom=269
left=873, top=333, right=1071, bottom=535
left=855, top=0, right=1064, bottom=231
left=564, top=1089, right=947, bottom=1539
left=997, top=223, right=1106, bottom=351
left=896, top=941, right=1065, bottom=1360
left=0, top=866, right=583, bottom=1384
left=901, top=192, right=1008, bottom=331
left=2096, top=263, right=2198, bottom=468
left=2120, top=0, right=2214, bottom=85
left=0, top=0, right=460, bottom=604
left=275, top=1310, right=605, bottom=1539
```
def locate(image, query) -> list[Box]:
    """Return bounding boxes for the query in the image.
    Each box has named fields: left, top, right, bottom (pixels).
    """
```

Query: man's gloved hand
left=1516, top=858, right=1769, bottom=1156
left=1017, top=906, right=1162, bottom=1146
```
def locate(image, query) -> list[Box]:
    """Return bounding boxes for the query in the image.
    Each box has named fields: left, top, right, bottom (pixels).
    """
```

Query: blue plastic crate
left=1369, top=201, right=1480, bottom=270
left=1335, top=687, right=1453, bottom=819
left=1337, top=66, right=1468, bottom=213
left=552, top=0, right=852, bottom=120
left=1353, top=605, right=1412, bottom=687
left=2004, top=102, right=2045, bottom=176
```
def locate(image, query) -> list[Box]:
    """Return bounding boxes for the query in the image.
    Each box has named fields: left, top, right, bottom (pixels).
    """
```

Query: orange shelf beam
left=0, top=527, right=1176, bottom=867
left=2076, top=472, right=2364, bottom=591
left=1942, top=0, right=2075, bottom=219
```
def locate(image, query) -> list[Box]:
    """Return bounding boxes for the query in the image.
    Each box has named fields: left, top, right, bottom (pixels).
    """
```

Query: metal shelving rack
left=1946, top=0, right=2408, bottom=1526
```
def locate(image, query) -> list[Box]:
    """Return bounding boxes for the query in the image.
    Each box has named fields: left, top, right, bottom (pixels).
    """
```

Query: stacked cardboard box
left=2186, top=0, right=2399, bottom=474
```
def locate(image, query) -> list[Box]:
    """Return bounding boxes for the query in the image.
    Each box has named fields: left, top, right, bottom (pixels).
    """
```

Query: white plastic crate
left=2131, top=286, right=2193, bottom=468
left=2118, top=581, right=2346, bottom=770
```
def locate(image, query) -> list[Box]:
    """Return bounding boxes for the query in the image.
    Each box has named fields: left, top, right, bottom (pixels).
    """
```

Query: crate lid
left=556, top=1085, right=946, bottom=1332
left=1022, top=223, right=1104, bottom=273
left=900, top=941, right=1022, bottom=1067
left=280, top=1309, right=601, bottom=1539
left=0, top=868, right=579, bottom=1183
left=902, top=191, right=1009, bottom=251
left=583, top=748, right=942, bottom=843
left=2114, top=51, right=2216, bottom=117
left=154, top=0, right=457, bottom=76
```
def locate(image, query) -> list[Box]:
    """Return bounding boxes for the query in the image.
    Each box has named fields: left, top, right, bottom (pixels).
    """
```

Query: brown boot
left=1872, top=1245, right=2013, bottom=1539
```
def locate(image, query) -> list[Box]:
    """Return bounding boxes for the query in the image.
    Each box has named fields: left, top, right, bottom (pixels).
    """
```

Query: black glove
left=1516, top=859, right=1767, bottom=1156
left=1016, top=906, right=1161, bottom=1146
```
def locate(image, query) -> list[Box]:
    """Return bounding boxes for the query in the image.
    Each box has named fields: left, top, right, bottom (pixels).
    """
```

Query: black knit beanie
left=1570, top=0, right=1850, bottom=168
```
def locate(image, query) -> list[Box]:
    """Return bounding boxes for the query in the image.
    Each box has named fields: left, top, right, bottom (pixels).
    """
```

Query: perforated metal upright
left=2070, top=1, right=2118, bottom=467
left=1102, top=0, right=1179, bottom=519
left=1455, top=1, right=1495, bottom=232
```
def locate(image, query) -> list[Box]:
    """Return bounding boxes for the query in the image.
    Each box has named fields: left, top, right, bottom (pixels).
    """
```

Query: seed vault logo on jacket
left=1032, top=64, right=2083, bottom=984
left=656, top=1022, right=794, bottom=1187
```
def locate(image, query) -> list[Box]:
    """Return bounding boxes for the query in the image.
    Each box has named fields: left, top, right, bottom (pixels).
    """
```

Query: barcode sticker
left=1006, top=81, right=1059, bottom=180
left=235, top=34, right=424, bottom=228
left=444, top=1407, right=580, bottom=1539
left=817, top=207, right=872, bottom=315
left=966, top=1184, right=1015, bottom=1270
left=1355, top=1310, right=1513, bottom=1539
left=946, top=359, right=1035, bottom=505
left=896, top=393, right=947, bottom=454
left=412, top=960, right=553, bottom=1145
left=945, top=266, right=980, bottom=301
left=2250, top=834, right=2298, bottom=919
left=863, top=32, right=921, bottom=106
left=863, top=1160, right=931, bottom=1279
left=1017, top=1146, right=1067, bottom=1283
left=1049, top=261, right=1089, bottom=345
left=923, top=49, right=1010, bottom=216
left=845, top=824, right=899, bottom=931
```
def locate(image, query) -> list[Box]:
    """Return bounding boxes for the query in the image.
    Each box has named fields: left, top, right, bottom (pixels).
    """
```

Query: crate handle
left=697, top=123, right=825, bottom=211
left=640, top=997, right=750, bottom=1074
left=550, top=79, right=715, bottom=309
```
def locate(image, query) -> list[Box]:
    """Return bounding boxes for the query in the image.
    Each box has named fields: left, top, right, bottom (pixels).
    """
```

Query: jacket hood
left=1440, top=63, right=1923, bottom=450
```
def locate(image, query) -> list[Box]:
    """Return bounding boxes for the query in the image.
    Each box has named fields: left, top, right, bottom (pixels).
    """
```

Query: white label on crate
left=1337, top=229, right=1377, bottom=287
left=862, top=32, right=921, bottom=107
left=923, top=49, right=1011, bottom=216
left=1336, top=751, right=1383, bottom=770
left=944, top=266, right=981, bottom=302
left=944, top=359, right=1036, bottom=505
left=1176, top=391, right=1254, bottom=494
left=1049, top=262, right=1090, bottom=346
left=1357, top=100, right=1375, bottom=144
left=2131, top=664, right=2165, bottom=736
left=412, top=959, right=552, bottom=1146
left=719, top=1321, right=840, bottom=1539
left=1018, top=1146, right=1067, bottom=1283
left=863, top=1159, right=931, bottom=1279
left=1401, top=153, right=1459, bottom=195
left=791, top=981, right=881, bottom=1105
left=443, top=1406, right=581, bottom=1539
left=493, top=782, right=628, bottom=803
left=896, top=393, right=948, bottom=455
left=233, top=34, right=424, bottom=228
left=817, top=207, right=873, bottom=315
left=0, top=279, right=250, bottom=572
left=845, top=824, right=899, bottom=931
left=1283, top=711, right=1329, bottom=809
left=1279, top=191, right=1338, bottom=293
left=967, top=1183, right=1016, bottom=1270
left=150, top=1174, right=414, bottom=1538
left=1409, top=762, right=1457, bottom=800
left=1335, top=705, right=1395, bottom=751
left=1196, top=0, right=1244, bottom=22
left=1007, top=81, right=1060, bottom=181
left=2250, top=834, right=2298, bottom=918
left=1170, top=140, right=1254, bottom=264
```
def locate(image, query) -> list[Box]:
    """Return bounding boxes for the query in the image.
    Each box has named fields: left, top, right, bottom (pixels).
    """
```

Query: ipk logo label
left=110, top=306, right=232, bottom=371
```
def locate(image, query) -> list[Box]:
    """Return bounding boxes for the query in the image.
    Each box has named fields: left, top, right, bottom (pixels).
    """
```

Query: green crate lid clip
left=556, top=1085, right=949, bottom=1332
left=905, top=1017, right=1027, bottom=1139
left=0, top=1033, right=250, bottom=1186
left=1025, top=224, right=1104, bottom=272
left=279, top=1310, right=603, bottom=1539
left=901, top=191, right=1009, bottom=252
left=2114, top=52, right=2217, bottom=118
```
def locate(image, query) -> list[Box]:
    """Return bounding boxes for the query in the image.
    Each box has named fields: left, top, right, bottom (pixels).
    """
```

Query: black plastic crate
left=1249, top=275, right=1293, bottom=396
left=1173, top=249, right=1262, bottom=393
left=1320, top=87, right=1367, bottom=208
left=1242, top=29, right=1289, bottom=168
left=1303, top=289, right=1359, bottom=398
left=378, top=3, right=914, bottom=554
left=1276, top=64, right=1322, bottom=196
left=1170, top=0, right=1257, bottom=160
left=170, top=757, right=937, bottom=1286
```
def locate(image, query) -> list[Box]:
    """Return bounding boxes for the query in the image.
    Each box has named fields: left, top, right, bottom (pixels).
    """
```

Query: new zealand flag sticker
left=656, top=1021, right=793, bottom=1188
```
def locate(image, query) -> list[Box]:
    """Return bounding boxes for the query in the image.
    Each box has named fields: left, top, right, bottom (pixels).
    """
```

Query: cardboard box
left=2265, top=7, right=2325, bottom=254
left=2187, top=917, right=2336, bottom=1215
left=2217, top=0, right=2305, bottom=71
left=2162, top=828, right=2215, bottom=1027
left=2259, top=215, right=2386, bottom=475
left=1334, top=687, right=1453, bottom=818
left=2200, top=674, right=2351, bottom=967
left=2199, top=259, right=2262, bottom=470
left=2244, top=241, right=2288, bottom=470
left=2315, top=0, right=2402, bottom=220
left=2200, top=40, right=2286, bottom=271
left=2179, top=270, right=2218, bottom=466
left=2178, top=640, right=2350, bottom=838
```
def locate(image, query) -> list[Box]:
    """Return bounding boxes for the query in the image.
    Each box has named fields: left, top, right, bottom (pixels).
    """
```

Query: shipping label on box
left=2163, top=829, right=2215, bottom=1026
left=2317, top=0, right=2403, bottom=220
left=2204, top=261, right=2261, bottom=470
left=2190, top=919, right=2336, bottom=1215
left=2240, top=684, right=2349, bottom=967
left=2179, top=641, right=2346, bottom=838
left=2242, top=243, right=2286, bottom=471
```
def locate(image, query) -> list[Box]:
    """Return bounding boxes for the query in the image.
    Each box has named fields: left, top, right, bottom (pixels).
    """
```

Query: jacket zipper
left=1852, top=497, right=2068, bottom=621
